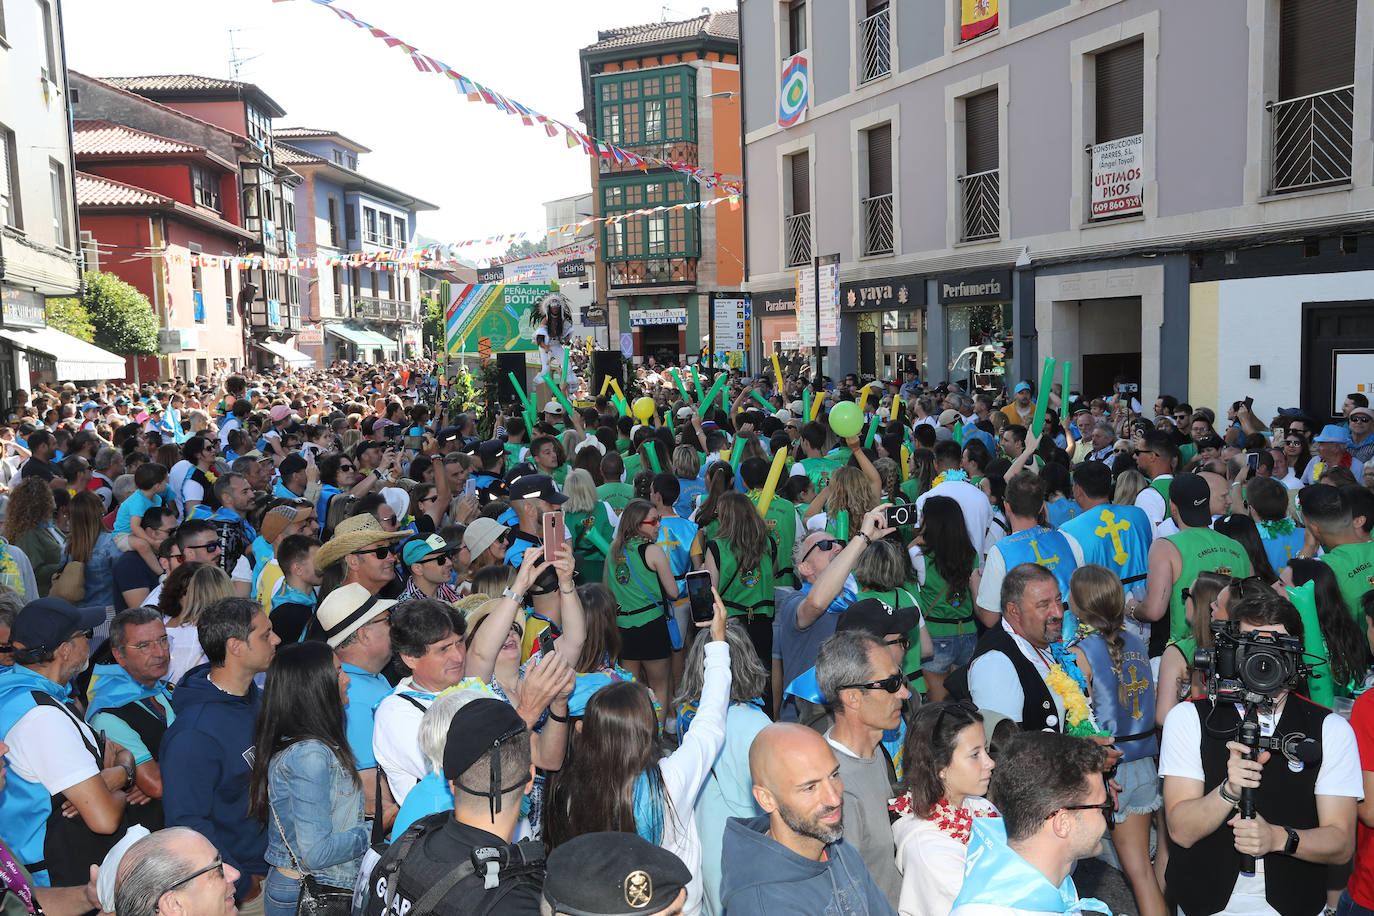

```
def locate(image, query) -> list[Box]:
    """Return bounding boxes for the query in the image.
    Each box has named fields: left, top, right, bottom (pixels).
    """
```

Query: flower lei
left=888, top=793, right=998, bottom=845
left=1257, top=517, right=1295, bottom=538
left=931, top=469, right=970, bottom=488
left=1045, top=642, right=1110, bottom=738
left=204, top=471, right=218, bottom=484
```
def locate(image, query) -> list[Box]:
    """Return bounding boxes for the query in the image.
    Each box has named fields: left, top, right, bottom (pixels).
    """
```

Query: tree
left=82, top=271, right=158, bottom=358
left=45, top=297, right=94, bottom=342
left=421, top=294, right=445, bottom=357
left=501, top=238, right=548, bottom=261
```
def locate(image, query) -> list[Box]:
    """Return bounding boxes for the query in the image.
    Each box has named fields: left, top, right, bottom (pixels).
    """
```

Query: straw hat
left=314, top=514, right=407, bottom=571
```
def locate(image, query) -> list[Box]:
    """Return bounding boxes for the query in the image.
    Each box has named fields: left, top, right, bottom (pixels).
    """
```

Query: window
left=394, top=218, right=406, bottom=246
left=287, top=273, right=299, bottom=306
left=346, top=204, right=357, bottom=241
left=595, top=68, right=696, bottom=148
left=364, top=207, right=377, bottom=243
left=332, top=149, right=344, bottom=164
left=784, top=150, right=811, bottom=267
left=860, top=0, right=891, bottom=84
left=190, top=244, right=205, bottom=324
left=36, top=0, right=57, bottom=81
left=283, top=200, right=295, bottom=232
left=262, top=188, right=275, bottom=222
left=245, top=105, right=274, bottom=167
left=79, top=231, right=99, bottom=272
left=48, top=159, right=69, bottom=249
left=350, top=267, right=360, bottom=297
left=403, top=277, right=412, bottom=301
left=0, top=2, right=7, bottom=42
left=224, top=265, right=235, bottom=324
left=863, top=124, right=893, bottom=255
left=346, top=154, right=357, bottom=170
left=327, top=196, right=340, bottom=246
left=788, top=0, right=807, bottom=56
left=644, top=101, right=663, bottom=142
left=331, top=265, right=343, bottom=312
left=959, top=90, right=999, bottom=241
left=1095, top=41, right=1144, bottom=143
left=0, top=125, right=19, bottom=229
left=599, top=175, right=699, bottom=261
left=380, top=213, right=393, bottom=247
left=1271, top=0, right=1356, bottom=192
left=190, top=164, right=221, bottom=210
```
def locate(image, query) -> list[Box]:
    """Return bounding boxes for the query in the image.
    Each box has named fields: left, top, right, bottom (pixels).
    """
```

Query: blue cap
left=10, top=598, right=104, bottom=656
left=1014, top=382, right=1032, bottom=394
left=400, top=533, right=457, bottom=567
left=1313, top=424, right=1351, bottom=444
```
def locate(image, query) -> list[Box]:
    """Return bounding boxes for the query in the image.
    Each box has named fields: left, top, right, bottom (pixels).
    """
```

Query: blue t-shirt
left=389, top=771, right=454, bottom=841
left=112, top=551, right=160, bottom=611
left=114, top=491, right=163, bottom=536
left=343, top=664, right=393, bottom=770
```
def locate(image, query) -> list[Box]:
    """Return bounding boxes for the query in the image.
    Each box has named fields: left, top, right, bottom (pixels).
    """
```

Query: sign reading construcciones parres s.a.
left=1091, top=134, right=1144, bottom=218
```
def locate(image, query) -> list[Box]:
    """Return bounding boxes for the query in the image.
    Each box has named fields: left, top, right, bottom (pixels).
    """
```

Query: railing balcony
left=784, top=212, right=812, bottom=267
left=859, top=7, right=892, bottom=84
left=329, top=294, right=350, bottom=319
left=599, top=140, right=697, bottom=175
left=249, top=299, right=282, bottom=332
left=1269, top=84, right=1355, bottom=194
left=861, top=193, right=894, bottom=256
left=958, top=169, right=1000, bottom=242
left=354, top=297, right=402, bottom=320
left=607, top=257, right=698, bottom=289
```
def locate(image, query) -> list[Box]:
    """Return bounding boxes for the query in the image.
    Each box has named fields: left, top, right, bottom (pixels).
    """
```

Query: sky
left=62, top=0, right=736, bottom=258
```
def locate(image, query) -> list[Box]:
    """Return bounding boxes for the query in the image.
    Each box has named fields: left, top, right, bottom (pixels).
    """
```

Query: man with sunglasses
left=1133, top=431, right=1180, bottom=530
left=952, top=731, right=1111, bottom=916
left=0, top=598, right=133, bottom=887
left=399, top=534, right=461, bottom=603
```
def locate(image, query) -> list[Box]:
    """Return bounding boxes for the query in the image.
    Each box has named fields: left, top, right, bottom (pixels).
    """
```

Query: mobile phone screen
left=543, top=510, right=565, bottom=559
left=463, top=477, right=477, bottom=498
left=1246, top=452, right=1259, bottom=470
left=686, top=570, right=714, bottom=624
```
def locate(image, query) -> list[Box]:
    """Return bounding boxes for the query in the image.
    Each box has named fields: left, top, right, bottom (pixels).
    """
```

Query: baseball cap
left=269, top=405, right=292, bottom=422
left=1014, top=382, right=1032, bottom=394
left=401, top=533, right=458, bottom=568
left=509, top=473, right=568, bottom=505
left=463, top=517, right=511, bottom=559
left=544, top=401, right=565, bottom=416
left=1313, top=424, right=1352, bottom=443
left=544, top=833, right=692, bottom=916
left=1350, top=406, right=1374, bottom=420
left=1168, top=472, right=1213, bottom=528
left=937, top=409, right=960, bottom=426
left=476, top=439, right=505, bottom=460
left=314, top=583, right=396, bottom=648
left=10, top=598, right=105, bottom=656
left=836, top=597, right=920, bottom=638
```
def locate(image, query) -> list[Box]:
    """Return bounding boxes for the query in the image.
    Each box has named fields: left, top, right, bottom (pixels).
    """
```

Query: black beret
left=544, top=832, right=690, bottom=916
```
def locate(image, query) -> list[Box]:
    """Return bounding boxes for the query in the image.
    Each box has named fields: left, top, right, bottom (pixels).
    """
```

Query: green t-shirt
left=596, top=481, right=636, bottom=513
left=1164, top=527, right=1252, bottom=640
left=798, top=456, right=843, bottom=492
left=900, top=477, right=925, bottom=504
left=1320, top=541, right=1374, bottom=625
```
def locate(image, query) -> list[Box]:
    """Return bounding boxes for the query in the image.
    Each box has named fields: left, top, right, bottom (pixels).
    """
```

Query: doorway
left=1302, top=301, right=1374, bottom=424
left=640, top=325, right=682, bottom=365
left=1079, top=297, right=1142, bottom=402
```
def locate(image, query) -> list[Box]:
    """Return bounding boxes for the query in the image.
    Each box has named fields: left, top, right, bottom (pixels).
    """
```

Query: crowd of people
left=0, top=355, right=1372, bottom=916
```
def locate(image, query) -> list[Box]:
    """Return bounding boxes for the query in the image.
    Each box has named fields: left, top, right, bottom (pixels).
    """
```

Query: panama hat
left=314, top=514, right=407, bottom=570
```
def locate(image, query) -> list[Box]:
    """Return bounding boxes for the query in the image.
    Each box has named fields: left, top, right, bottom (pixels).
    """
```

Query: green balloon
left=829, top=401, right=863, bottom=438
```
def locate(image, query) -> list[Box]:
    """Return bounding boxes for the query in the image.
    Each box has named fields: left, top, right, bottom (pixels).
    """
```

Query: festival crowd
left=1, top=351, right=1373, bottom=916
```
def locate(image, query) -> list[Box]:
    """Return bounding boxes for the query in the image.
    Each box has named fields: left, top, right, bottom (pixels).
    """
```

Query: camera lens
left=1241, top=648, right=1291, bottom=694
left=1193, top=649, right=1214, bottom=672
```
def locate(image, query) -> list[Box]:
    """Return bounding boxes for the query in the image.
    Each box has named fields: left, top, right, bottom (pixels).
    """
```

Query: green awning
left=363, top=330, right=398, bottom=350
left=323, top=324, right=375, bottom=346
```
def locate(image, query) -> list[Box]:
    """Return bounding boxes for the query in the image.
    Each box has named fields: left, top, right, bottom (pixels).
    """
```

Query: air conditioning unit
left=158, top=329, right=192, bottom=354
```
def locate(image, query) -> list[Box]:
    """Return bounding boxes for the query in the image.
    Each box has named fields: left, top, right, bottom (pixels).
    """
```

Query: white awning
left=0, top=325, right=125, bottom=380
left=254, top=339, right=315, bottom=366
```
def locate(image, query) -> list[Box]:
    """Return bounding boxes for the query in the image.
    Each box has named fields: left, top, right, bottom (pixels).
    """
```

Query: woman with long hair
left=1155, top=571, right=1230, bottom=725
left=164, top=563, right=236, bottom=683
left=901, top=447, right=937, bottom=503
left=672, top=445, right=705, bottom=518
left=705, top=491, right=777, bottom=697
left=691, top=462, right=735, bottom=532
left=1213, top=514, right=1278, bottom=584
left=892, top=701, right=997, bottom=916
left=5, top=477, right=60, bottom=595
left=1113, top=468, right=1149, bottom=506
left=65, top=491, right=121, bottom=624
left=805, top=465, right=879, bottom=536
left=249, top=641, right=366, bottom=916
left=674, top=621, right=770, bottom=916
left=853, top=537, right=931, bottom=681
left=606, top=498, right=681, bottom=718
left=1068, top=565, right=1166, bottom=916
left=563, top=469, right=613, bottom=585
left=910, top=496, right=979, bottom=701
left=1282, top=557, right=1366, bottom=705
left=571, top=441, right=605, bottom=485
left=545, top=591, right=729, bottom=916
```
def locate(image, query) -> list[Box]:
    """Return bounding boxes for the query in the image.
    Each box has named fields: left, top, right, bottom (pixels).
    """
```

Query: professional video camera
left=1193, top=620, right=1313, bottom=710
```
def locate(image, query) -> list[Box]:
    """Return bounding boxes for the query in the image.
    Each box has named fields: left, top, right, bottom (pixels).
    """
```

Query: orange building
left=578, top=11, right=743, bottom=365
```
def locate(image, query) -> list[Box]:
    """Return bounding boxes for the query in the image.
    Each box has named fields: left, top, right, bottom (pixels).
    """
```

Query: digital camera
left=1193, top=620, right=1312, bottom=703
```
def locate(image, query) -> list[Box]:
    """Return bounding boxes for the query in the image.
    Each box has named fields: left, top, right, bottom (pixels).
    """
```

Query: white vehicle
left=950, top=345, right=1007, bottom=393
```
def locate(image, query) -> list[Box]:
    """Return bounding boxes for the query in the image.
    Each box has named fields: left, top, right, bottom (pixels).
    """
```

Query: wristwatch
left=1284, top=826, right=1300, bottom=856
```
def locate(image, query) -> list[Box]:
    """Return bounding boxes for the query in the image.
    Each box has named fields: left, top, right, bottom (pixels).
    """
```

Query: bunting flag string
left=279, top=0, right=744, bottom=195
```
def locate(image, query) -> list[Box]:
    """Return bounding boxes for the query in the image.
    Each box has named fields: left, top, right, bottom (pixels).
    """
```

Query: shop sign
left=753, top=289, right=797, bottom=315
left=712, top=295, right=750, bottom=352
left=581, top=305, right=608, bottom=327
left=938, top=269, right=1012, bottom=304
left=629, top=308, right=688, bottom=327
left=1091, top=134, right=1144, bottom=218
left=557, top=258, right=587, bottom=279
left=795, top=264, right=839, bottom=346
left=297, top=323, right=324, bottom=345
left=477, top=266, right=505, bottom=284
left=0, top=289, right=46, bottom=329
left=840, top=274, right=925, bottom=313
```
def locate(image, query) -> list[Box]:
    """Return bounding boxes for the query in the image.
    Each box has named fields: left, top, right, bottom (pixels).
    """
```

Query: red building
left=74, top=119, right=255, bottom=381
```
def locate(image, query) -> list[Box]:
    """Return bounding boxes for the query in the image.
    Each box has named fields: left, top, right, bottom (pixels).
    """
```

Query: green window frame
left=599, top=174, right=699, bottom=261
left=596, top=66, right=697, bottom=146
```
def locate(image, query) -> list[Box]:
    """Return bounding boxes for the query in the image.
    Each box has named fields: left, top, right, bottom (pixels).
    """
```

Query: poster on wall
left=795, top=264, right=839, bottom=347
left=1332, top=350, right=1374, bottom=416
left=445, top=283, right=547, bottom=356
left=778, top=54, right=809, bottom=129
left=1091, top=134, right=1144, bottom=218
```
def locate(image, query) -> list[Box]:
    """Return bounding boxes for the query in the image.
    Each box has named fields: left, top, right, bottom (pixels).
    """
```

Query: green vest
left=607, top=540, right=667, bottom=629
left=1164, top=527, right=1251, bottom=640
left=623, top=453, right=642, bottom=480
left=1320, top=541, right=1374, bottom=626
left=596, top=481, right=636, bottom=513
left=568, top=505, right=614, bottom=586
left=798, top=456, right=843, bottom=491
left=1149, top=476, right=1172, bottom=505
left=749, top=491, right=798, bottom=583
left=919, top=552, right=980, bottom=638
left=712, top=540, right=775, bottom=620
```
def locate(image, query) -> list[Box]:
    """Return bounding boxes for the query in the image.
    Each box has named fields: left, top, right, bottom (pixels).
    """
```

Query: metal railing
left=330, top=294, right=346, bottom=318
left=859, top=7, right=891, bottom=84
left=957, top=169, right=1000, bottom=242
left=354, top=297, right=400, bottom=320
left=784, top=212, right=812, bottom=267
left=1269, top=84, right=1355, bottom=193
left=861, top=193, right=894, bottom=255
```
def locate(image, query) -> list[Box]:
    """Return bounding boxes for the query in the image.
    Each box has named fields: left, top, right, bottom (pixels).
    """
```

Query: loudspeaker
left=496, top=353, right=528, bottom=406
left=591, top=350, right=624, bottom=398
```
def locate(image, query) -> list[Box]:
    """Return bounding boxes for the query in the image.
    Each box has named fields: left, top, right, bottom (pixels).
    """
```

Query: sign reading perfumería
left=938, top=269, right=1011, bottom=304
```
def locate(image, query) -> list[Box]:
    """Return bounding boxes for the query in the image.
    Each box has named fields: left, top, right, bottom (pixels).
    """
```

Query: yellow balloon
left=633, top=396, right=656, bottom=422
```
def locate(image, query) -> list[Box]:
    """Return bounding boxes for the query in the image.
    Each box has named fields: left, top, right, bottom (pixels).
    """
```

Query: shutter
left=866, top=0, right=888, bottom=13
left=964, top=89, right=998, bottom=175
left=867, top=124, right=892, bottom=197
left=1279, top=0, right=1356, bottom=99
left=1095, top=40, right=1144, bottom=142
left=791, top=151, right=810, bottom=215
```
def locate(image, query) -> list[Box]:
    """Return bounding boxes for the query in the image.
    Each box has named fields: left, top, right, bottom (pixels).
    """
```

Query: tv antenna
left=228, top=29, right=263, bottom=81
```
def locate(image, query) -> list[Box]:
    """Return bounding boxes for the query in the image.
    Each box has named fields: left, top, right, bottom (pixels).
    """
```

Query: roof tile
left=75, top=171, right=169, bottom=208
left=73, top=119, right=201, bottom=157
left=585, top=10, right=738, bottom=53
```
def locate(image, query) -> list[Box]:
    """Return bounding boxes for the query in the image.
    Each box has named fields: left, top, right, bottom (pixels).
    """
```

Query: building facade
left=579, top=11, right=745, bottom=366
left=274, top=128, right=436, bottom=365
left=739, top=0, right=1374, bottom=420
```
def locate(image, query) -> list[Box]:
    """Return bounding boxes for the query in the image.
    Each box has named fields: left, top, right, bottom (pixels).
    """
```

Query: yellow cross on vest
left=1094, top=508, right=1131, bottom=567
left=1122, top=663, right=1149, bottom=719
left=1031, top=539, right=1060, bottom=570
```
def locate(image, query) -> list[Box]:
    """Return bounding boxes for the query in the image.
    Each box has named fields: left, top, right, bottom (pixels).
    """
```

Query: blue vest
left=1077, top=631, right=1158, bottom=762
left=994, top=526, right=1080, bottom=635
left=1046, top=498, right=1079, bottom=529
left=317, top=483, right=342, bottom=524
left=1060, top=504, right=1152, bottom=588
left=1261, top=528, right=1306, bottom=575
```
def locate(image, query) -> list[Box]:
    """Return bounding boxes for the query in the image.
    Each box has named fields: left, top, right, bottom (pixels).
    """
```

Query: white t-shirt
left=916, top=479, right=992, bottom=558
left=165, top=623, right=205, bottom=685
left=974, top=530, right=1085, bottom=613
left=1159, top=700, right=1363, bottom=916
left=1134, top=476, right=1171, bottom=527
left=372, top=678, right=436, bottom=804
left=967, top=619, right=1067, bottom=728
left=3, top=703, right=101, bottom=794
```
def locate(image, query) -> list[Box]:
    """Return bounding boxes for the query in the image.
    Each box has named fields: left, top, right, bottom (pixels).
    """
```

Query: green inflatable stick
left=671, top=369, right=692, bottom=404
left=835, top=510, right=849, bottom=541
left=1030, top=357, right=1058, bottom=438
left=863, top=414, right=881, bottom=449
left=646, top=446, right=662, bottom=474
left=730, top=436, right=746, bottom=470
left=692, top=366, right=706, bottom=404
left=751, top=390, right=774, bottom=413
left=702, top=372, right=730, bottom=414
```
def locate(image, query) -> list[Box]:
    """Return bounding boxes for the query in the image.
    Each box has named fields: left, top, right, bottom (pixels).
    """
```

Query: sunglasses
left=839, top=672, right=908, bottom=694
left=801, top=538, right=844, bottom=563
left=353, top=545, right=393, bottom=560
left=1352, top=416, right=1371, bottom=423
left=641, top=515, right=662, bottom=526
left=1052, top=774, right=1115, bottom=819
left=186, top=541, right=220, bottom=553
left=884, top=633, right=911, bottom=650
left=339, top=464, right=356, bottom=471
left=1284, top=440, right=1303, bottom=446
left=421, top=554, right=453, bottom=566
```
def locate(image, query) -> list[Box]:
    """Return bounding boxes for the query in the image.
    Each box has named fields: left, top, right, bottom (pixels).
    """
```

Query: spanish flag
left=961, top=0, right=998, bottom=40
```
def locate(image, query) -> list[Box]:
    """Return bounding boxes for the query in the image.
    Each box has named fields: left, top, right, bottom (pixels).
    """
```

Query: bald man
left=719, top=723, right=895, bottom=916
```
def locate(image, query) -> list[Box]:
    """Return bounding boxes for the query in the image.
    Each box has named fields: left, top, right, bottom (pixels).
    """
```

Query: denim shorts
left=1112, top=756, right=1162, bottom=823
left=927, top=633, right=977, bottom=674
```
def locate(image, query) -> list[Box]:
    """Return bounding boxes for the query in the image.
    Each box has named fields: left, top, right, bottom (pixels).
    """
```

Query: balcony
left=1269, top=84, right=1355, bottom=194
left=957, top=169, right=1000, bottom=242
left=249, top=298, right=282, bottom=333
left=859, top=7, right=892, bottom=84
left=784, top=212, right=812, bottom=267
left=353, top=298, right=418, bottom=323
left=327, top=294, right=351, bottom=319
left=608, top=258, right=697, bottom=289
left=861, top=194, right=894, bottom=256
left=284, top=304, right=301, bottom=333
left=599, top=140, right=697, bottom=176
